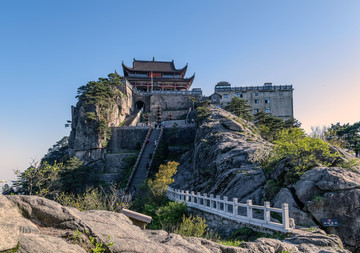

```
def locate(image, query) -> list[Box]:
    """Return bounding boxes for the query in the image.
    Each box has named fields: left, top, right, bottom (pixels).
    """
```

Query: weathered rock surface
left=272, top=188, right=316, bottom=227
left=172, top=106, right=360, bottom=251
left=69, top=81, right=135, bottom=164
left=0, top=194, right=350, bottom=252
left=173, top=106, right=269, bottom=200
left=293, top=167, right=360, bottom=250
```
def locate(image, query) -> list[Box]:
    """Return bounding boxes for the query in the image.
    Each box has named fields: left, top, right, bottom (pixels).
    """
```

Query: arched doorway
left=136, top=100, right=145, bottom=110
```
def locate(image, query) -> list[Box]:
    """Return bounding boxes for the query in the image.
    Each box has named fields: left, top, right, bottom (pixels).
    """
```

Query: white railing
left=167, top=187, right=292, bottom=233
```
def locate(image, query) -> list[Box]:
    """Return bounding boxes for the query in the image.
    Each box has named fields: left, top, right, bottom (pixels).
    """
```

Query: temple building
left=122, top=58, right=195, bottom=92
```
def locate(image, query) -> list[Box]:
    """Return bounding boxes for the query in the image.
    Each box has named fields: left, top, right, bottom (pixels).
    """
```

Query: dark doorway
left=136, top=101, right=145, bottom=110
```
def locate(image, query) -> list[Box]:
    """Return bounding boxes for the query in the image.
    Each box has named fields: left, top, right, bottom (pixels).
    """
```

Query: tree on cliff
left=76, top=72, right=124, bottom=147
left=325, top=122, right=360, bottom=157
left=42, top=136, right=69, bottom=165
left=225, top=97, right=253, bottom=121
left=254, top=111, right=301, bottom=142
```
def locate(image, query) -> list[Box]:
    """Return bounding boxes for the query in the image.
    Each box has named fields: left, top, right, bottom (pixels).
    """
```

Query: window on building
left=254, top=99, right=259, bottom=104
left=265, top=108, right=271, bottom=113
left=255, top=92, right=259, bottom=96
left=237, top=93, right=243, bottom=98
left=265, top=98, right=270, bottom=104
left=223, top=94, right=228, bottom=98
left=136, top=73, right=148, bottom=77
left=254, top=109, right=259, bottom=113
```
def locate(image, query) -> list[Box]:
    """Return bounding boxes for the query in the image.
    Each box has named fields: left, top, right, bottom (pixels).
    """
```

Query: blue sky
left=1, top=0, right=360, bottom=183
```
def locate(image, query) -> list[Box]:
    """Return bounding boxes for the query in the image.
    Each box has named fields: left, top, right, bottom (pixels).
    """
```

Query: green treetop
left=225, top=97, right=253, bottom=121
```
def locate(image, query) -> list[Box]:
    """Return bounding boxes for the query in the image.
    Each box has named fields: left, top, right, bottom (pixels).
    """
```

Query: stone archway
left=135, top=100, right=145, bottom=110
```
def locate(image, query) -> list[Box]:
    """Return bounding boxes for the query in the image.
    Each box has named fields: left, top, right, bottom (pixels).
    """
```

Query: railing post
left=282, top=203, right=289, bottom=229
left=197, top=192, right=201, bottom=205
left=247, top=200, right=253, bottom=220
left=203, top=193, right=208, bottom=207
left=185, top=190, right=189, bottom=202
left=233, top=198, right=238, bottom=216
left=181, top=190, right=185, bottom=202
left=216, top=195, right=221, bottom=212
left=191, top=191, right=195, bottom=205
left=210, top=194, right=214, bottom=209
left=264, top=201, right=270, bottom=224
left=224, top=196, right=228, bottom=213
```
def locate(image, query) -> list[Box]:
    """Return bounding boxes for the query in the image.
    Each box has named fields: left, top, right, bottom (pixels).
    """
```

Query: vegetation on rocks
left=76, top=72, right=124, bottom=147
left=270, top=128, right=341, bottom=184
left=225, top=96, right=253, bottom=121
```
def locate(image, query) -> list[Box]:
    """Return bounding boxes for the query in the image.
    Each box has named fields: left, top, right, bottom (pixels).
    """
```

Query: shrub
left=55, top=186, right=130, bottom=212
left=147, top=201, right=187, bottom=230
left=148, top=161, right=179, bottom=198
left=175, top=215, right=207, bottom=238
left=270, top=128, right=340, bottom=184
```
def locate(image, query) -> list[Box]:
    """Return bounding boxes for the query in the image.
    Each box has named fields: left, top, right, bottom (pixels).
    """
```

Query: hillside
left=172, top=105, right=360, bottom=251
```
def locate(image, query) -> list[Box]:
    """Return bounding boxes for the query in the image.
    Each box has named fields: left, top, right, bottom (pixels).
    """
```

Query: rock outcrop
left=0, top=194, right=350, bottom=252
left=172, top=106, right=360, bottom=251
left=68, top=79, right=135, bottom=164
left=293, top=167, right=360, bottom=250
left=173, top=106, right=269, bottom=202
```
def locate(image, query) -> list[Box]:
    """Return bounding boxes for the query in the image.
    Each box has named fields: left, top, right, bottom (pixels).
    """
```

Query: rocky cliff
left=69, top=75, right=135, bottom=164
left=172, top=106, right=360, bottom=251
left=0, top=194, right=349, bottom=253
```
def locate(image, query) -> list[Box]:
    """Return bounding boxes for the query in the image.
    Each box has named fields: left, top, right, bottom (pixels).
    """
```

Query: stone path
left=129, top=128, right=161, bottom=193
left=123, top=109, right=140, bottom=126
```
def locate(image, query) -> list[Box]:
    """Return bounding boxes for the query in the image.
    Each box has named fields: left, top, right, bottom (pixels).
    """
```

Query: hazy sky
left=1, top=0, right=359, bottom=183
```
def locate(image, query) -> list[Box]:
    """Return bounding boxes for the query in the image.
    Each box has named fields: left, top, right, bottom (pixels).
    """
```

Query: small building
left=122, top=58, right=195, bottom=92
left=214, top=81, right=294, bottom=120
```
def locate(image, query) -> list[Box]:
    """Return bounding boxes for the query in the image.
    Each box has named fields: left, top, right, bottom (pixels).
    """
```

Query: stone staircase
left=123, top=108, right=141, bottom=127
left=129, top=128, right=161, bottom=192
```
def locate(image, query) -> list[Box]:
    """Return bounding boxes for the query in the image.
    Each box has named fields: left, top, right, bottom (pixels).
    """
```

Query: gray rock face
left=0, top=194, right=350, bottom=252
left=272, top=188, right=316, bottom=227
left=172, top=107, right=360, bottom=251
left=69, top=83, right=135, bottom=164
left=173, top=106, right=268, bottom=201
left=293, top=167, right=360, bottom=249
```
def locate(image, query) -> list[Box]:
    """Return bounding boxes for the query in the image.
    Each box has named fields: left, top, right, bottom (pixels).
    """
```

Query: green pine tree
left=225, top=97, right=253, bottom=121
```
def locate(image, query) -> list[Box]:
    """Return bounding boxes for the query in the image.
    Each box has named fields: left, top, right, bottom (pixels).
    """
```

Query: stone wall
left=148, top=94, right=193, bottom=121
left=163, top=125, right=196, bottom=145
left=108, top=127, right=149, bottom=153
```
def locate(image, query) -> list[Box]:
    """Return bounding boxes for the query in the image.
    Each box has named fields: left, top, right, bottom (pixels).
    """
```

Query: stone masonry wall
left=108, top=127, right=149, bottom=153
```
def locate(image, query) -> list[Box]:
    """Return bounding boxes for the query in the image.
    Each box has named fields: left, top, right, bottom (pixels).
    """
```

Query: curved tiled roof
left=122, top=59, right=188, bottom=74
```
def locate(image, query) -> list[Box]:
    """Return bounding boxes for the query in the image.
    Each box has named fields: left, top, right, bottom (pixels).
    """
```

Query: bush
left=55, top=186, right=130, bottom=212
left=175, top=215, right=207, bottom=238
left=146, top=201, right=187, bottom=230
left=270, top=128, right=340, bottom=184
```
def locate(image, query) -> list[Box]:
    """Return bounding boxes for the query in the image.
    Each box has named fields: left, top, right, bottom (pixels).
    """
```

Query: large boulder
left=293, top=167, right=360, bottom=249
left=1, top=194, right=350, bottom=252
left=272, top=188, right=316, bottom=227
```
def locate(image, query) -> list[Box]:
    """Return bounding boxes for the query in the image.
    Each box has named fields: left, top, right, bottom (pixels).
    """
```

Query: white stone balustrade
left=167, top=187, right=292, bottom=233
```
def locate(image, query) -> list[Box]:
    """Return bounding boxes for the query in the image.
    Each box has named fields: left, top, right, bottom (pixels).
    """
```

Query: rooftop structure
left=213, top=82, right=294, bottom=120
left=122, top=58, right=195, bottom=92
